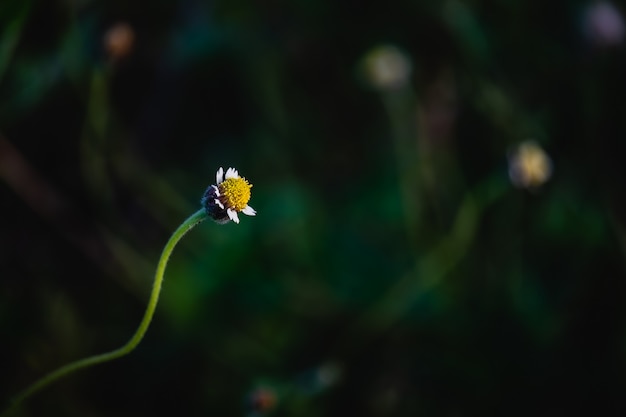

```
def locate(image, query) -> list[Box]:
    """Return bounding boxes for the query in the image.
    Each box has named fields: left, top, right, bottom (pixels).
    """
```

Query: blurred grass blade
left=0, top=0, right=31, bottom=83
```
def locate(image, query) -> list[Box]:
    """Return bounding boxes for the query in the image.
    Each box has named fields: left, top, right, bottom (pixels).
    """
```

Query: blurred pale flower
left=508, top=141, right=553, bottom=189
left=201, top=167, right=256, bottom=224
left=362, top=44, right=412, bottom=91
left=583, top=1, right=625, bottom=47
left=104, top=22, right=135, bottom=60
left=315, top=362, right=342, bottom=389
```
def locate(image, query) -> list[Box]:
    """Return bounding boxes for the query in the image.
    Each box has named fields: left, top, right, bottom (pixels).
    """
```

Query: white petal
left=216, top=167, right=224, bottom=184
left=242, top=205, right=256, bottom=216
left=215, top=199, right=224, bottom=209
left=225, top=168, right=235, bottom=179
left=211, top=185, right=220, bottom=196
left=227, top=208, right=240, bottom=223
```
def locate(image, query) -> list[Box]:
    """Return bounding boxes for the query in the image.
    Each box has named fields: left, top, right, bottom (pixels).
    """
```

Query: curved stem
left=2, top=209, right=208, bottom=416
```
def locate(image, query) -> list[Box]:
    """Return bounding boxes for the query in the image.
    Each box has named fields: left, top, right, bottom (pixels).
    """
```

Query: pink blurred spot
left=584, top=1, right=625, bottom=47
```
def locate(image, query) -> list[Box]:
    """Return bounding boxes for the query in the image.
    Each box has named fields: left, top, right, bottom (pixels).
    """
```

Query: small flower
left=103, top=22, right=135, bottom=61
left=583, top=1, right=625, bottom=48
left=361, top=44, right=413, bottom=91
left=201, top=167, right=256, bottom=224
left=507, top=141, right=553, bottom=189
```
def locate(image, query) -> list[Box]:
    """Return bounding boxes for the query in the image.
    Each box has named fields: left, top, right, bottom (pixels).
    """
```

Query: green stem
left=2, top=208, right=208, bottom=416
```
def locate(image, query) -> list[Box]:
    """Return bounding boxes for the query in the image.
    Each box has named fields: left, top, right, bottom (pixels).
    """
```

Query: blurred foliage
left=1, top=0, right=626, bottom=416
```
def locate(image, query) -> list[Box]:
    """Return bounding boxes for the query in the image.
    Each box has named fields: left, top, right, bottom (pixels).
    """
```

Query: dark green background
left=2, top=0, right=626, bottom=416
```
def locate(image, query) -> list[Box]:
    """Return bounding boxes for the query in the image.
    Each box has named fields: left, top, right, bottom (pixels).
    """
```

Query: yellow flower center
left=518, top=144, right=551, bottom=186
left=218, top=177, right=252, bottom=211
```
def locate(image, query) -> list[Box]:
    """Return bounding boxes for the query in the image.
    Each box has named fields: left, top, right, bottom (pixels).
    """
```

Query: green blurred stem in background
left=1, top=208, right=208, bottom=416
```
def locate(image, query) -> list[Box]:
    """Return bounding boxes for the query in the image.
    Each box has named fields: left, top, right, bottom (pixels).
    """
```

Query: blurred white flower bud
left=362, top=44, right=413, bottom=91
left=508, top=140, right=553, bottom=189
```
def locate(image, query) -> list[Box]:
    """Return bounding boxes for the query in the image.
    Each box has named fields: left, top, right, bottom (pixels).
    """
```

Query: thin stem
left=2, top=208, right=208, bottom=416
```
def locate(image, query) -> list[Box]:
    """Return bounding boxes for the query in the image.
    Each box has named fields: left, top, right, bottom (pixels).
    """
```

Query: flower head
left=583, top=1, right=625, bottom=48
left=507, top=141, right=553, bottom=189
left=103, top=22, right=135, bottom=61
left=201, top=167, right=256, bottom=224
left=361, top=44, right=413, bottom=91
